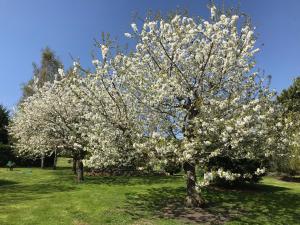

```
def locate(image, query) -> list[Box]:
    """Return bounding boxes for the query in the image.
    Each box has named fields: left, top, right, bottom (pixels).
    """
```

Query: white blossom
left=131, top=23, right=138, bottom=32
left=101, top=45, right=108, bottom=59
left=124, top=33, right=132, bottom=38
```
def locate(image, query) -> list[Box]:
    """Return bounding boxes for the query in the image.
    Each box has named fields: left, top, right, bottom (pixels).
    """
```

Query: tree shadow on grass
left=280, top=176, right=300, bottom=183
left=0, top=179, right=18, bottom=187
left=41, top=166, right=71, bottom=171
left=84, top=175, right=182, bottom=186
left=205, top=183, right=300, bottom=224
left=124, top=187, right=230, bottom=224
left=0, top=182, right=77, bottom=207
left=124, top=183, right=300, bottom=224
left=50, top=166, right=184, bottom=186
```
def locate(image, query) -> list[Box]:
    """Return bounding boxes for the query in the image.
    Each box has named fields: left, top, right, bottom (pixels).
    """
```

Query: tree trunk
left=53, top=150, right=57, bottom=170
left=72, top=158, right=77, bottom=174
left=183, top=162, right=205, bottom=207
left=41, top=154, right=45, bottom=169
left=76, top=159, right=84, bottom=182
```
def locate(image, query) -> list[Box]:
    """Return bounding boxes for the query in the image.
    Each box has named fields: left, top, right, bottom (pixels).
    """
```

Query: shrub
left=162, top=160, right=182, bottom=175
left=206, top=156, right=266, bottom=186
left=0, top=144, right=14, bottom=166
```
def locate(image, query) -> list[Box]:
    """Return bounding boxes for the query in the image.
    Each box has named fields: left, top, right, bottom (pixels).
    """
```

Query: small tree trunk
left=76, top=159, right=84, bottom=182
left=72, top=158, right=77, bottom=174
left=53, top=150, right=57, bottom=170
left=183, top=162, right=205, bottom=207
left=41, top=154, right=45, bottom=169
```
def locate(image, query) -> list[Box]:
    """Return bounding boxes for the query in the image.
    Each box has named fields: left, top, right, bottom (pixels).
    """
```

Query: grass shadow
left=84, top=175, right=182, bottom=186
left=124, top=182, right=300, bottom=224
left=0, top=179, right=18, bottom=186
left=280, top=176, right=300, bottom=183
left=204, top=182, right=300, bottom=224
left=124, top=186, right=230, bottom=224
left=209, top=182, right=290, bottom=193
left=0, top=181, right=77, bottom=207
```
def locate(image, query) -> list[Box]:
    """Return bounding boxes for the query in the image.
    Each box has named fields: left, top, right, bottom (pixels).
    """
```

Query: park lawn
left=0, top=161, right=299, bottom=225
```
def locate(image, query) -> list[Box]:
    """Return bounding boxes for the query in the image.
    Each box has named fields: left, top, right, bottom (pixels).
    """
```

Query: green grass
left=0, top=160, right=299, bottom=225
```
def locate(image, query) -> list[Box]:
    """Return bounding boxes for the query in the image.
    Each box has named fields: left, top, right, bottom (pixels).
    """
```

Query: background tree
left=20, top=47, right=63, bottom=168
left=0, top=105, right=9, bottom=144
left=10, top=72, right=90, bottom=181
left=21, top=47, right=63, bottom=100
left=277, top=77, right=300, bottom=175
left=278, top=77, right=300, bottom=112
left=0, top=104, right=11, bottom=167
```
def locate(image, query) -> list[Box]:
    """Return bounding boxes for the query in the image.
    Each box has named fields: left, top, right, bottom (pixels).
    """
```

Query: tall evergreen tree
left=0, top=105, right=9, bottom=144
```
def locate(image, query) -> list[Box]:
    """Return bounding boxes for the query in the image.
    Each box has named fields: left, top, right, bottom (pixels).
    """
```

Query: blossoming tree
left=10, top=72, right=90, bottom=181
left=10, top=5, right=292, bottom=207
left=69, top=46, right=155, bottom=172
left=119, top=6, right=290, bottom=206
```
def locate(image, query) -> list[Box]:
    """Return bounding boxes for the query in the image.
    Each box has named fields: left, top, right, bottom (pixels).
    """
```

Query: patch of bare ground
left=161, top=204, right=231, bottom=224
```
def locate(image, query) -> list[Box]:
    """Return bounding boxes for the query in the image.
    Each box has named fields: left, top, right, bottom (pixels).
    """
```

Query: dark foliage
left=162, top=160, right=182, bottom=175
left=277, top=76, right=300, bottom=112
left=0, top=105, right=9, bottom=144
left=275, top=76, right=300, bottom=175
left=0, top=144, right=55, bottom=167
left=206, top=156, right=265, bottom=186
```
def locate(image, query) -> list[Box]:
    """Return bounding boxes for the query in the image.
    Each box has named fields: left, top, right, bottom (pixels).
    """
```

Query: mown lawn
left=0, top=159, right=299, bottom=225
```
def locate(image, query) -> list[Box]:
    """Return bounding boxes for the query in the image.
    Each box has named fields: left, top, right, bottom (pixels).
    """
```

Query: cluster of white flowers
left=217, top=169, right=241, bottom=181
left=200, top=169, right=241, bottom=187
left=200, top=166, right=267, bottom=187
left=254, top=167, right=266, bottom=175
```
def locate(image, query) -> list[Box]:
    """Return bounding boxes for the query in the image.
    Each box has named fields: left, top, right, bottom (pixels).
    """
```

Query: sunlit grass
left=0, top=159, right=299, bottom=225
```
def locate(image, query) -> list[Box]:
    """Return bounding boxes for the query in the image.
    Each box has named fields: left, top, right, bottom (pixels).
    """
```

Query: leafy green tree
left=277, top=77, right=300, bottom=175
left=21, top=47, right=63, bottom=100
left=278, top=77, right=300, bottom=112
left=0, top=105, right=9, bottom=144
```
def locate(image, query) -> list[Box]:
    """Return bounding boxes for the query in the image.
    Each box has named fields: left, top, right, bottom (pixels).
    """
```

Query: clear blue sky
left=0, top=0, right=299, bottom=109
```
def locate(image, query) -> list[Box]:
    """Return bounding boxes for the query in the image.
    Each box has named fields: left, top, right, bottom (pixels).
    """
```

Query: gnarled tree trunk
left=53, top=149, right=57, bottom=170
left=41, top=154, right=45, bottom=169
left=183, top=162, right=205, bottom=207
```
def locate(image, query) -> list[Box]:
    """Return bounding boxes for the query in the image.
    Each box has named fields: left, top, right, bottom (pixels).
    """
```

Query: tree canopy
left=277, top=77, right=300, bottom=174
left=278, top=77, right=300, bottom=112
left=10, top=5, right=293, bottom=207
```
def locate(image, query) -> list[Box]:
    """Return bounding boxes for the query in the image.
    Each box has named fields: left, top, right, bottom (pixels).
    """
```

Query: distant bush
left=0, top=144, right=14, bottom=166
left=0, top=144, right=54, bottom=167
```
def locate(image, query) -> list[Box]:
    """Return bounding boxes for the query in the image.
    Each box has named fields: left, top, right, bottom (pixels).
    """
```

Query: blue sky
left=0, top=0, right=299, bottom=109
